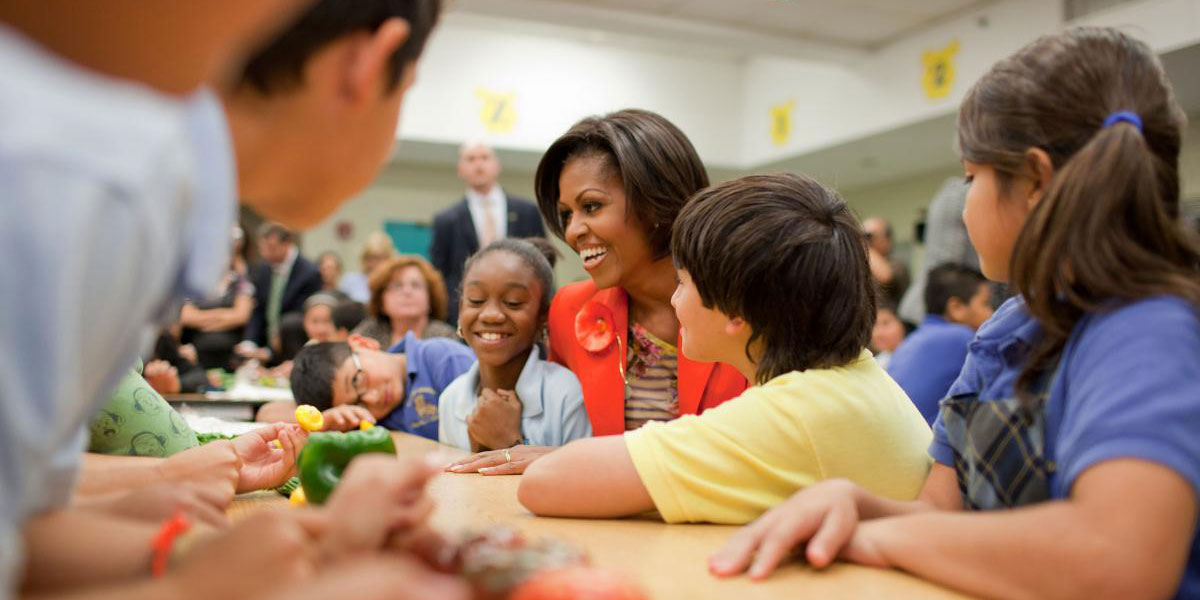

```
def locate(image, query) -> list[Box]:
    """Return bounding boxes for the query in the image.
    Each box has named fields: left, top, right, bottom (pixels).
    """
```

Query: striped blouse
left=624, top=322, right=680, bottom=431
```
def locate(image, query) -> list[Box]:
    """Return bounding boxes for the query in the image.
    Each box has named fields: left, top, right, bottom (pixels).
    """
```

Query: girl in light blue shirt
left=439, top=239, right=590, bottom=453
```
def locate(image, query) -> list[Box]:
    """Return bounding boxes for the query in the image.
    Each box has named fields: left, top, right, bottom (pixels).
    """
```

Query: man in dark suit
left=236, top=222, right=323, bottom=364
left=430, top=141, right=545, bottom=323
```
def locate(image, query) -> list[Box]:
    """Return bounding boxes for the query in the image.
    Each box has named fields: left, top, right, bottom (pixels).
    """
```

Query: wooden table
left=231, top=433, right=969, bottom=599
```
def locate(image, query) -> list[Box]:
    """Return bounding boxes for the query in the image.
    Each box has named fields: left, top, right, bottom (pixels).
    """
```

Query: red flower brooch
left=575, top=301, right=616, bottom=353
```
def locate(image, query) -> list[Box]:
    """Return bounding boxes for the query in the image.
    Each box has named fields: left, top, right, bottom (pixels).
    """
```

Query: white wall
left=397, top=13, right=746, bottom=167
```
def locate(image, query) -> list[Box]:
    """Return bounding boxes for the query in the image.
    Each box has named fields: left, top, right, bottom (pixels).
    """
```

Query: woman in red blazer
left=448, top=109, right=747, bottom=475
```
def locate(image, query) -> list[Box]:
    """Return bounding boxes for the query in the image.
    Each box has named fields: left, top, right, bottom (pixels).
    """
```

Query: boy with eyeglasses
left=274, top=333, right=474, bottom=437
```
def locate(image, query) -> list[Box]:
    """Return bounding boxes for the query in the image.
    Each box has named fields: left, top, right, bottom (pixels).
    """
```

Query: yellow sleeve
left=623, top=387, right=823, bottom=524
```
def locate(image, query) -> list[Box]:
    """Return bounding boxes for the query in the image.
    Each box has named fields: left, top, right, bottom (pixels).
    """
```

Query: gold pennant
left=769, top=100, right=795, bottom=146
left=922, top=40, right=961, bottom=100
left=475, top=87, right=517, bottom=133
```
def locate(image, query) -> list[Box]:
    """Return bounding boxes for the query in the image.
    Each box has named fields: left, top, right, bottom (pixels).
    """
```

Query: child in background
left=439, top=239, right=590, bottom=453
left=887, top=264, right=992, bottom=423
left=332, top=301, right=369, bottom=340
left=869, top=300, right=906, bottom=369
left=518, top=174, right=931, bottom=524
left=303, top=293, right=343, bottom=344
left=710, top=28, right=1200, bottom=599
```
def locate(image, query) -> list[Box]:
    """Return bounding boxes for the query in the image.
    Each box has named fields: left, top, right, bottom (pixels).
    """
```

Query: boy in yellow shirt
left=519, top=173, right=931, bottom=524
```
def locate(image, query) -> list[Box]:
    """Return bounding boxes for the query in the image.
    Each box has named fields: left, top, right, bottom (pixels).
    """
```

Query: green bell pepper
left=297, top=426, right=397, bottom=505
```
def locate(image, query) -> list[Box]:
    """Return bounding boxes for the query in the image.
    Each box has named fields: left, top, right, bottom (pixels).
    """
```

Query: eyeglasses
left=348, top=350, right=368, bottom=405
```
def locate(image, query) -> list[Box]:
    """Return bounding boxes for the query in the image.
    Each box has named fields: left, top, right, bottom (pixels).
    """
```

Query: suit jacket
left=546, top=279, right=748, bottom=436
left=244, top=253, right=323, bottom=347
left=429, top=193, right=545, bottom=323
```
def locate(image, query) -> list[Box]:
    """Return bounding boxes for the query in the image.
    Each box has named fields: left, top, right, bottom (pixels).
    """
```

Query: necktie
left=480, top=196, right=498, bottom=247
left=266, top=267, right=286, bottom=348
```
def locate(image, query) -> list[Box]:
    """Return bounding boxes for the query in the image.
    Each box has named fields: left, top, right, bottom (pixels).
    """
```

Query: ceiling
left=452, top=0, right=997, bottom=51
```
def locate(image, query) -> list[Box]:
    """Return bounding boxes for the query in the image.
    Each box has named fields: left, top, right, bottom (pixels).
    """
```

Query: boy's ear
left=347, top=17, right=411, bottom=102
left=944, top=297, right=968, bottom=324
left=347, top=333, right=381, bottom=351
left=724, top=316, right=750, bottom=337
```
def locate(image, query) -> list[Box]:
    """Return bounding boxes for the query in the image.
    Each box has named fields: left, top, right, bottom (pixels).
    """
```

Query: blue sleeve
left=929, top=341, right=987, bottom=466
left=426, top=340, right=476, bottom=393
left=1054, top=297, right=1200, bottom=499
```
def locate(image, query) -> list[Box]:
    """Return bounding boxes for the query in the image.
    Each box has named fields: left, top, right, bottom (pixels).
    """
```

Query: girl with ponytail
left=708, top=27, right=1200, bottom=599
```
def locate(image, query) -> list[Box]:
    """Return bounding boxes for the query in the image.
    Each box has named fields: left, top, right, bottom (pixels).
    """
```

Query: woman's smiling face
left=556, top=155, right=655, bottom=291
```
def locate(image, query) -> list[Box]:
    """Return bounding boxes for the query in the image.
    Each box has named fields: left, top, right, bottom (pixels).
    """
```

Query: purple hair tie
left=1103, top=110, right=1143, bottom=132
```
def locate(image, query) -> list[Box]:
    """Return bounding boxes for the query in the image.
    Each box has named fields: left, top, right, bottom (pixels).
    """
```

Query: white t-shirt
left=0, top=25, right=234, bottom=596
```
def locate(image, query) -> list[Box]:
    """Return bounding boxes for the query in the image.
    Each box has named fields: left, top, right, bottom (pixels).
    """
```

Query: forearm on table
left=21, top=578, right=181, bottom=600
left=866, top=461, right=1196, bottom=600
left=76, top=454, right=166, bottom=496
left=517, top=436, right=653, bottom=518
left=21, top=509, right=159, bottom=592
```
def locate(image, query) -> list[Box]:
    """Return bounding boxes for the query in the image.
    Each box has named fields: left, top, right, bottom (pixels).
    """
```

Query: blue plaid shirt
left=931, top=295, right=1200, bottom=598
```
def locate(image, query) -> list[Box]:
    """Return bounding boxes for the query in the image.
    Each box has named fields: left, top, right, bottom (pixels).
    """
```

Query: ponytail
left=958, top=27, right=1200, bottom=402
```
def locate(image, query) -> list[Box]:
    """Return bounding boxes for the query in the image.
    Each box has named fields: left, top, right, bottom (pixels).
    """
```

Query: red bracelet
left=150, top=511, right=192, bottom=577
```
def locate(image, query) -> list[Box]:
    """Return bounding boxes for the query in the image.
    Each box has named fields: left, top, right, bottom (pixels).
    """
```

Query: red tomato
left=510, top=567, right=647, bottom=600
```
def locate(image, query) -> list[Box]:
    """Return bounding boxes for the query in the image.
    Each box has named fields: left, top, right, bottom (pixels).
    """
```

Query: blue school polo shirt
left=887, top=315, right=975, bottom=424
left=930, top=295, right=1200, bottom=599
left=377, top=332, right=475, bottom=440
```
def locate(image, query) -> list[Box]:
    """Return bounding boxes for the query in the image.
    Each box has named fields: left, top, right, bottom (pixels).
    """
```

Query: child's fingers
left=709, top=513, right=776, bottom=577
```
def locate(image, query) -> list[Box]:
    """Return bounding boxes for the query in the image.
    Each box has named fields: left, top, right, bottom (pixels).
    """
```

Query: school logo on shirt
left=769, top=100, right=795, bottom=146
left=475, top=88, right=517, bottom=134
left=922, top=40, right=960, bottom=100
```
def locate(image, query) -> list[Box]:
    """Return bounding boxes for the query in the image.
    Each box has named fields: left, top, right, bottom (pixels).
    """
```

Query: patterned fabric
left=940, top=360, right=1060, bottom=510
left=87, top=361, right=200, bottom=457
left=623, top=323, right=680, bottom=431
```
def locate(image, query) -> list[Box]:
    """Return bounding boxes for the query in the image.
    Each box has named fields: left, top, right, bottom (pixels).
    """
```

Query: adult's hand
left=446, top=445, right=555, bottom=476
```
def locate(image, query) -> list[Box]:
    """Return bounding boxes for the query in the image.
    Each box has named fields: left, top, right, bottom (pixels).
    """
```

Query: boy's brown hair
left=672, top=173, right=875, bottom=384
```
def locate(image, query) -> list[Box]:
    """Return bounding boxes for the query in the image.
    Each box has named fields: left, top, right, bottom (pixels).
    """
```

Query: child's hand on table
left=321, top=404, right=376, bottom=431
left=231, top=423, right=308, bottom=493
left=708, top=478, right=874, bottom=579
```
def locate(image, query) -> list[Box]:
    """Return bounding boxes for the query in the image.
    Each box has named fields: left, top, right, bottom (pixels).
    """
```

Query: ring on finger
left=503, top=448, right=512, bottom=463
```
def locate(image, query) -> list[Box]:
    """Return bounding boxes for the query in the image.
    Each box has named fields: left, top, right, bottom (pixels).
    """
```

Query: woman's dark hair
left=672, top=174, right=875, bottom=384
left=461, top=238, right=556, bottom=319
left=534, top=109, right=709, bottom=260
left=958, top=27, right=1200, bottom=400
left=238, top=0, right=441, bottom=94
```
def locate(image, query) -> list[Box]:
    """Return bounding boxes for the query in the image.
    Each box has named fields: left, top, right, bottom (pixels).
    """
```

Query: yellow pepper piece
left=289, top=487, right=307, bottom=506
left=295, top=405, right=324, bottom=432
left=359, top=420, right=374, bottom=430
